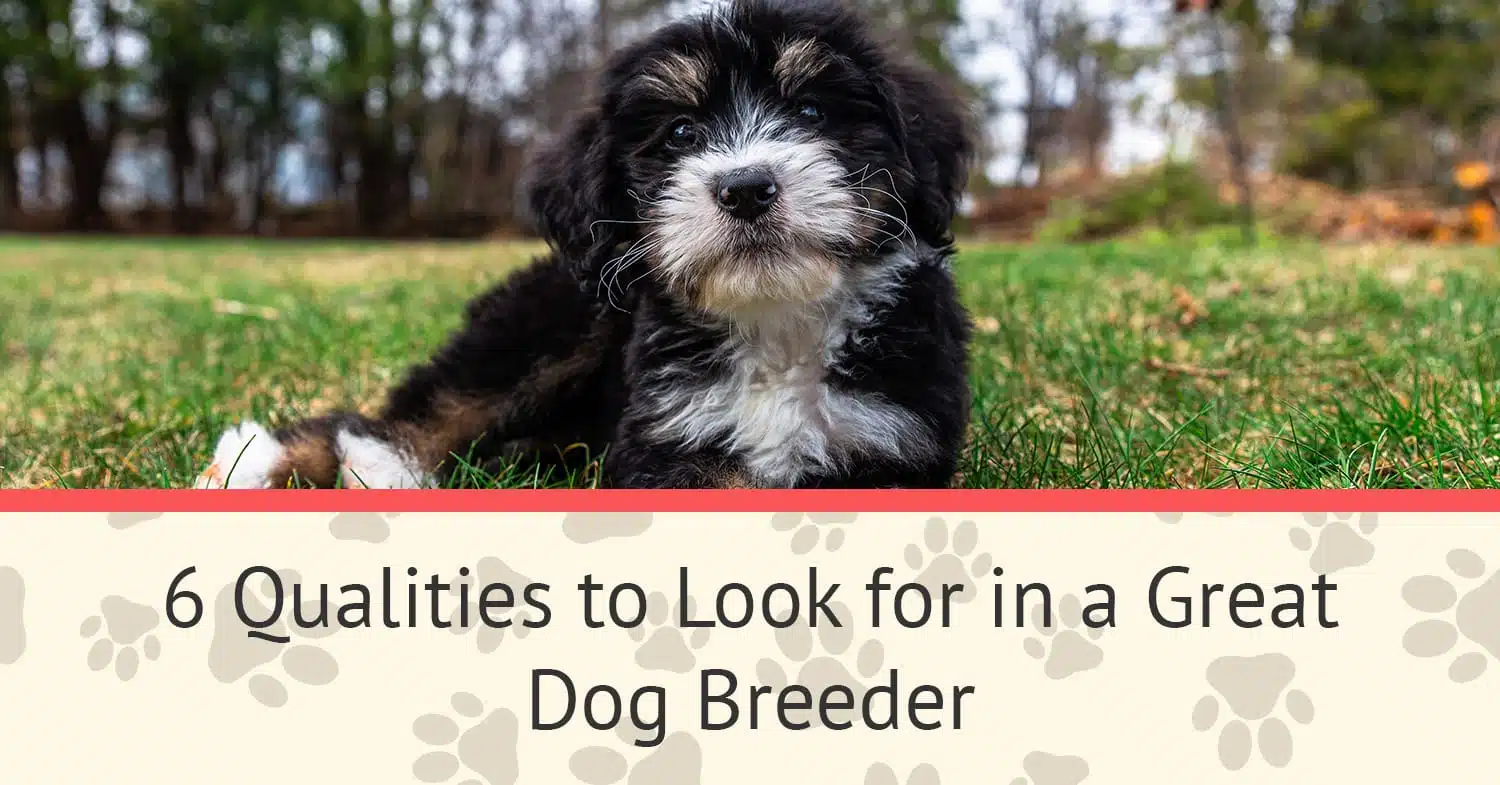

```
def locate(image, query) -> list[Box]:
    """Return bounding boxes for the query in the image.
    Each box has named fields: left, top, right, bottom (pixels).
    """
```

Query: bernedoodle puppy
left=196, top=0, right=977, bottom=490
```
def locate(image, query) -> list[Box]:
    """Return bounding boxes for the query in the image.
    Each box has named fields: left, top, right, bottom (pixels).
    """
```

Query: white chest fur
left=646, top=258, right=927, bottom=486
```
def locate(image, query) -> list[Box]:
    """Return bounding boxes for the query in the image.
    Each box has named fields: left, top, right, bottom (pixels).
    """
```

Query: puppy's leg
left=197, top=257, right=626, bottom=489
left=600, top=411, right=759, bottom=489
left=602, top=440, right=746, bottom=489
left=196, top=422, right=315, bottom=489
left=196, top=413, right=429, bottom=489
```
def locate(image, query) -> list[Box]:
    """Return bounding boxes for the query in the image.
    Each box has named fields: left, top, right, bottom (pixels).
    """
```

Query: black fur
left=210, top=0, right=977, bottom=490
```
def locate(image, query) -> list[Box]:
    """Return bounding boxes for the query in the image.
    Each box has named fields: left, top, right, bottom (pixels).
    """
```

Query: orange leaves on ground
left=1452, top=160, right=1498, bottom=245
left=1469, top=201, right=1498, bottom=244
left=1171, top=286, right=1210, bottom=328
left=966, top=157, right=1500, bottom=246
left=1172, top=0, right=1221, bottom=12
left=1455, top=161, right=1493, bottom=191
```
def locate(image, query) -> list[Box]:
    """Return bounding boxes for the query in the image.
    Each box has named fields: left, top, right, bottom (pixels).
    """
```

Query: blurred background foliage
left=0, top=0, right=1495, bottom=240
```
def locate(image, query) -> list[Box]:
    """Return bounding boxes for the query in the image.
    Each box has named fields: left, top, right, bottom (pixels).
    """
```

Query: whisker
left=596, top=234, right=662, bottom=311
left=850, top=169, right=911, bottom=216
left=850, top=206, right=912, bottom=249
left=588, top=218, right=655, bottom=240
left=839, top=164, right=873, bottom=183
left=852, top=183, right=910, bottom=216
left=872, top=169, right=915, bottom=234
left=851, top=184, right=916, bottom=244
left=626, top=189, right=666, bottom=208
left=622, top=259, right=665, bottom=293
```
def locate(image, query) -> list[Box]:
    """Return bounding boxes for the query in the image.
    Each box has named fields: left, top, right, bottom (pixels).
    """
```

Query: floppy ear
left=878, top=62, right=977, bottom=250
left=520, top=107, right=633, bottom=293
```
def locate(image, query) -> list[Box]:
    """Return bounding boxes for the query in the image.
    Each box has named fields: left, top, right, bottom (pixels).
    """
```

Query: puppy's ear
left=520, top=107, right=631, bottom=293
left=879, top=62, right=977, bottom=250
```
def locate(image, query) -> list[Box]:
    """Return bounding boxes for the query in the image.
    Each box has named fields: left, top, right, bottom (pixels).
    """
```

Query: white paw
left=335, top=432, right=433, bottom=489
left=195, top=423, right=285, bottom=489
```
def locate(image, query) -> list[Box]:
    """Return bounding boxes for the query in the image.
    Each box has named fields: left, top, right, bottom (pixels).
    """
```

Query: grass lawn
left=2, top=234, right=1498, bottom=488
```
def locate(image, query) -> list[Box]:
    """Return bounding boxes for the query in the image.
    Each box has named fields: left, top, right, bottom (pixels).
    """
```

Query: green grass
left=3, top=233, right=1499, bottom=488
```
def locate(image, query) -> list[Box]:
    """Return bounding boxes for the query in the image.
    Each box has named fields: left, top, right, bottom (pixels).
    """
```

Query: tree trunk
left=54, top=96, right=111, bottom=232
left=1084, top=118, right=1105, bottom=180
left=250, top=138, right=276, bottom=234
left=355, top=133, right=396, bottom=234
left=250, top=57, right=285, bottom=234
left=1015, top=107, right=1033, bottom=185
left=597, top=0, right=613, bottom=60
left=1080, top=63, right=1108, bottom=180
left=207, top=100, right=230, bottom=207
left=164, top=75, right=195, bottom=232
left=26, top=85, right=50, bottom=211
left=0, top=80, right=19, bottom=225
left=326, top=104, right=352, bottom=205
left=0, top=154, right=17, bottom=227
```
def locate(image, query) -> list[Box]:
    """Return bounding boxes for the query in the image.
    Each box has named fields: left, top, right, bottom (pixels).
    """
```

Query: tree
left=11, top=0, right=132, bottom=230
left=136, top=0, right=233, bottom=230
left=1201, top=0, right=1500, bottom=189
left=0, top=11, right=21, bottom=222
left=1293, top=0, right=1498, bottom=133
left=0, top=0, right=1024, bottom=236
left=863, top=0, right=967, bottom=83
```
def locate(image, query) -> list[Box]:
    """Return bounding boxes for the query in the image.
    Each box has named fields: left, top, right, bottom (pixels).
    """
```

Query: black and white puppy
left=196, top=0, right=976, bottom=490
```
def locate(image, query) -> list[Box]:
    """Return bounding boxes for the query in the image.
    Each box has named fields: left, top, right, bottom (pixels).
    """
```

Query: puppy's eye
left=666, top=120, right=702, bottom=150
left=796, top=102, right=823, bottom=122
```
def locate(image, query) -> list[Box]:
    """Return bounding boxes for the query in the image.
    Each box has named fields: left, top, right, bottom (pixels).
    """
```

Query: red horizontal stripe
left=2, top=489, right=1499, bottom=514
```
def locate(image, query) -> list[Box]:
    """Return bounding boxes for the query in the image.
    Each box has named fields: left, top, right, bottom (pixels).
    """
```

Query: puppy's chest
left=646, top=316, right=916, bottom=485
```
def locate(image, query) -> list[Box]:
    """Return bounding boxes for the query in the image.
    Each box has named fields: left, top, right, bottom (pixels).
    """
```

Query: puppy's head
left=523, top=0, right=975, bottom=317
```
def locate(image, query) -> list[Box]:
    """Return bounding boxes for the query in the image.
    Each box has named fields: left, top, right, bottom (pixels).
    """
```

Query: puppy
left=196, top=0, right=976, bottom=490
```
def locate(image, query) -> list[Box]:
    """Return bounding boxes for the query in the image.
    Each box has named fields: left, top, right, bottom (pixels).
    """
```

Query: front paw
left=195, top=422, right=285, bottom=489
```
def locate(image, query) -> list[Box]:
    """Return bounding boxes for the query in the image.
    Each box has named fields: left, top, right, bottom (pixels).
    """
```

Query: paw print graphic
left=569, top=732, right=702, bottom=784
left=1401, top=548, right=1500, bottom=683
left=411, top=692, right=520, bottom=785
left=1022, top=594, right=1105, bottom=679
left=106, top=512, right=163, bottom=530
left=0, top=566, right=24, bottom=665
left=81, top=596, right=162, bottom=681
left=770, top=512, right=856, bottom=554
left=755, top=600, right=884, bottom=728
left=903, top=518, right=993, bottom=606
left=1191, top=653, right=1314, bottom=770
left=1154, top=512, right=1234, bottom=524
left=626, top=591, right=710, bottom=674
left=206, top=569, right=339, bottom=708
left=563, top=512, right=654, bottom=544
left=443, top=556, right=546, bottom=654
left=1288, top=512, right=1377, bottom=573
left=1007, top=752, right=1090, bottom=785
left=864, top=763, right=941, bottom=785
left=328, top=512, right=396, bottom=543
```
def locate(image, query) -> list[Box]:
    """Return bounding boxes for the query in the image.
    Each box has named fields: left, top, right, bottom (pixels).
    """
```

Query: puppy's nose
left=715, top=169, right=780, bottom=222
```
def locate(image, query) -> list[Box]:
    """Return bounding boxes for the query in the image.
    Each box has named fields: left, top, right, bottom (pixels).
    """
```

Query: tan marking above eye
left=774, top=38, right=832, bottom=95
left=637, top=52, right=712, bottom=106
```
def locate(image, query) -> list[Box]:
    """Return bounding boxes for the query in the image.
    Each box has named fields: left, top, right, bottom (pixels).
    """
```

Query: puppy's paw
left=335, top=431, right=433, bottom=489
left=195, top=422, right=285, bottom=489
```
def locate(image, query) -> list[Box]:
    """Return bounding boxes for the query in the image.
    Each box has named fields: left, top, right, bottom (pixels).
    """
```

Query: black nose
left=715, top=169, right=780, bottom=221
